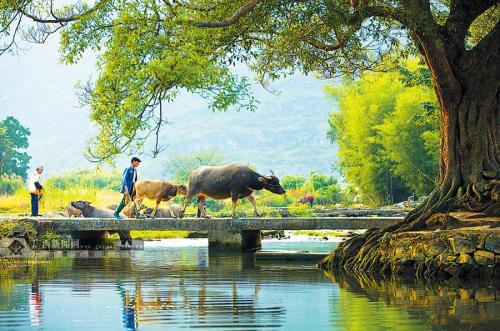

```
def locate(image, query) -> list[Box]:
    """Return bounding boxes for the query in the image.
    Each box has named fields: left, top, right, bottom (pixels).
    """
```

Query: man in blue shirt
left=114, top=157, right=141, bottom=219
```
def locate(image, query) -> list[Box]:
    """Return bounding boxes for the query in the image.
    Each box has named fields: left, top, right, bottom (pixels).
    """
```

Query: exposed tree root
left=318, top=177, right=500, bottom=276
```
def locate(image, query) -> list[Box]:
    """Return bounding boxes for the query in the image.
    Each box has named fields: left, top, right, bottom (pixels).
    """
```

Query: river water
left=0, top=238, right=499, bottom=330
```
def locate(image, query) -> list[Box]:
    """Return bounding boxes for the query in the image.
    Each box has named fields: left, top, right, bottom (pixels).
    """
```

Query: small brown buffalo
left=144, top=204, right=183, bottom=218
left=134, top=179, right=187, bottom=218
left=65, top=205, right=83, bottom=217
left=107, top=202, right=147, bottom=218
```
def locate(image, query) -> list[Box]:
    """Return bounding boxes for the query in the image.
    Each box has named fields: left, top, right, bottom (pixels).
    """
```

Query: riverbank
left=319, top=212, right=500, bottom=279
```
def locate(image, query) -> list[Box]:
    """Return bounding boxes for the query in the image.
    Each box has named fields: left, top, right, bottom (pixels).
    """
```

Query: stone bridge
left=1, top=216, right=403, bottom=252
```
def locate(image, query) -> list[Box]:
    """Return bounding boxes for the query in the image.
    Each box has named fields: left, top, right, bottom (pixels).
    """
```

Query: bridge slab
left=3, top=216, right=403, bottom=232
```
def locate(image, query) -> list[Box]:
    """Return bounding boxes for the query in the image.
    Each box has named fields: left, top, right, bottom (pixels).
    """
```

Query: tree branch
left=193, top=0, right=262, bottom=28
left=362, top=5, right=411, bottom=27
left=304, top=4, right=408, bottom=53
left=466, top=19, right=500, bottom=75
left=0, top=14, right=23, bottom=56
left=445, top=0, right=499, bottom=44
left=20, top=0, right=107, bottom=24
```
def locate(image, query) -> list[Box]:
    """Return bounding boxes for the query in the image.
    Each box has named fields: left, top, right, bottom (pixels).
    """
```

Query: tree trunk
left=319, top=70, right=500, bottom=275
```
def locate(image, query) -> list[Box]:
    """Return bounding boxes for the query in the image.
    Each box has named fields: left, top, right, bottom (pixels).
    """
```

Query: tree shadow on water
left=323, top=269, right=500, bottom=330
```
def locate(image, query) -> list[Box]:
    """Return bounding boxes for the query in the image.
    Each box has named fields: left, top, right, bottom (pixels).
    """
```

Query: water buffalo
left=64, top=205, right=83, bottom=217
left=70, top=200, right=132, bottom=245
left=134, top=179, right=187, bottom=218
left=180, top=164, right=286, bottom=218
left=143, top=204, right=183, bottom=218
left=107, top=202, right=147, bottom=218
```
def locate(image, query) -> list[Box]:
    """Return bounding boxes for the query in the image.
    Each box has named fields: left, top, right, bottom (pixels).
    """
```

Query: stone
left=208, top=230, right=262, bottom=252
left=484, top=237, right=500, bottom=254
left=457, top=252, right=473, bottom=264
left=444, top=264, right=460, bottom=277
left=473, top=250, right=495, bottom=265
left=458, top=288, right=472, bottom=300
left=446, top=255, right=458, bottom=262
left=424, top=238, right=454, bottom=256
left=449, top=237, right=477, bottom=255
left=9, top=227, right=27, bottom=239
left=474, top=288, right=496, bottom=302
left=8, top=239, right=25, bottom=255
left=0, top=247, right=10, bottom=257
left=409, top=246, right=425, bottom=261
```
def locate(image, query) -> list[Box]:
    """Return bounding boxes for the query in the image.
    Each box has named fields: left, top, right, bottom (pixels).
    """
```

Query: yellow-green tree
left=328, top=59, right=439, bottom=204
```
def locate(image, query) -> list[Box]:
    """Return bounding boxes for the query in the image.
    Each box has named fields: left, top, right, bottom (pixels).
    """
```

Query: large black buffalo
left=180, top=164, right=286, bottom=218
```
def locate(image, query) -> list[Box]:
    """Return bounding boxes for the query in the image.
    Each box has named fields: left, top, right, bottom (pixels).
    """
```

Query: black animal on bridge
left=180, top=164, right=286, bottom=218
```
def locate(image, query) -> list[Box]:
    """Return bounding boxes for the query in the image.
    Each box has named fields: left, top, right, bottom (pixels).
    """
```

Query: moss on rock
left=0, top=220, right=37, bottom=243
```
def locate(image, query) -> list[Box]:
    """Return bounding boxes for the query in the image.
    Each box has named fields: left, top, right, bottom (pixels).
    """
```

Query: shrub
left=0, top=174, right=24, bottom=195
left=0, top=220, right=37, bottom=242
left=48, top=168, right=121, bottom=190
left=305, top=172, right=342, bottom=204
left=288, top=204, right=316, bottom=217
left=281, top=175, right=306, bottom=190
left=263, top=193, right=293, bottom=207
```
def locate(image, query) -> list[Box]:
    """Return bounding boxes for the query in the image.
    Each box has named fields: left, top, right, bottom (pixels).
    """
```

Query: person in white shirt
left=28, top=166, right=44, bottom=216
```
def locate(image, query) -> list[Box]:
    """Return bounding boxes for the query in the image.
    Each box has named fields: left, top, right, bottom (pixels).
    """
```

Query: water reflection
left=29, top=282, right=42, bottom=327
left=0, top=245, right=499, bottom=330
left=325, top=269, right=500, bottom=330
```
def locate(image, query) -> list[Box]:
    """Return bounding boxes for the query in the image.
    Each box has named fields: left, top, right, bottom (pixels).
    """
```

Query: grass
left=0, top=171, right=343, bottom=215
left=0, top=187, right=123, bottom=214
left=0, top=258, right=49, bottom=268
left=109, top=230, right=190, bottom=240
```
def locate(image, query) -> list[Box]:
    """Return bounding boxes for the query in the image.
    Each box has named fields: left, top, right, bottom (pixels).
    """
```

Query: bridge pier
left=71, top=231, right=109, bottom=247
left=208, top=230, right=262, bottom=252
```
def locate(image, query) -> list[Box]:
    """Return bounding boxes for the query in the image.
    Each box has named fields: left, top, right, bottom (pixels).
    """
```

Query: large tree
left=1, top=0, right=499, bottom=272
left=0, top=116, right=31, bottom=180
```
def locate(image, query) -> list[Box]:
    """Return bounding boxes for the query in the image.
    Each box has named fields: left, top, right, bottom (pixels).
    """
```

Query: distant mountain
left=0, top=38, right=338, bottom=179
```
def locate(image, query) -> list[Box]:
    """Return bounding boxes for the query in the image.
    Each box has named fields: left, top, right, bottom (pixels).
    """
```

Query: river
left=0, top=238, right=498, bottom=330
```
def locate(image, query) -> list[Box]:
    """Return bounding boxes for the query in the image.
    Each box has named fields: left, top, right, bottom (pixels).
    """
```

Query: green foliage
left=1, top=1, right=498, bottom=174
left=0, top=168, right=123, bottom=213
left=281, top=175, right=306, bottom=191
left=0, top=174, right=24, bottom=195
left=0, top=220, right=37, bottom=242
left=163, top=149, right=225, bottom=183
left=47, top=168, right=121, bottom=190
left=40, top=232, right=68, bottom=240
left=0, top=116, right=31, bottom=180
left=263, top=193, right=294, bottom=208
left=468, top=6, right=500, bottom=47
left=7, top=0, right=415, bottom=160
left=288, top=204, right=316, bottom=217
left=57, top=1, right=259, bottom=161
left=305, top=172, right=342, bottom=204
left=120, top=230, right=190, bottom=240
left=399, top=66, right=432, bottom=88
left=338, top=186, right=360, bottom=208
left=327, top=59, right=439, bottom=204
